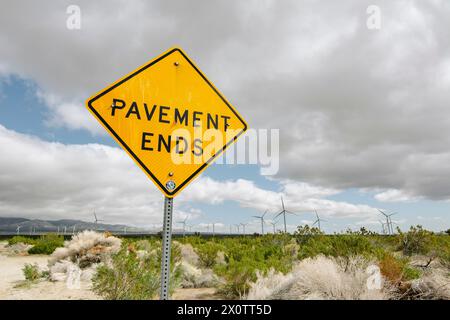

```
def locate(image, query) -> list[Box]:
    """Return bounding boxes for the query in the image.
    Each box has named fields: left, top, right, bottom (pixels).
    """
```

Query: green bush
left=8, top=236, right=36, bottom=246
left=195, top=242, right=223, bottom=268
left=397, top=225, right=434, bottom=256
left=28, top=234, right=64, bottom=255
left=402, top=266, right=422, bottom=281
left=22, top=263, right=41, bottom=281
left=92, top=240, right=182, bottom=300
left=296, top=231, right=376, bottom=260
left=210, top=235, right=295, bottom=298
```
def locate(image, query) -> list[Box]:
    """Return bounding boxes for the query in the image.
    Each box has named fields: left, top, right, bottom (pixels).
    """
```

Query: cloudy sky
left=0, top=0, right=449, bottom=233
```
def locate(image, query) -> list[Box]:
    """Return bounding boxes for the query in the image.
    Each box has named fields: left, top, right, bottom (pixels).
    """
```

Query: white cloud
left=0, top=125, right=382, bottom=227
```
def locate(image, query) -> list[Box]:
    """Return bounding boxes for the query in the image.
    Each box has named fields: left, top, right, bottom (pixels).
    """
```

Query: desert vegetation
left=1, top=225, right=449, bottom=300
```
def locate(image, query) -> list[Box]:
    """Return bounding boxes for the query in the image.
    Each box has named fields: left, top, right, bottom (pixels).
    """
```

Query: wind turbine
left=240, top=222, right=249, bottom=235
left=212, top=223, right=216, bottom=236
left=268, top=221, right=277, bottom=234
left=252, top=210, right=268, bottom=235
left=16, top=225, right=21, bottom=235
left=312, top=209, right=327, bottom=232
left=235, top=224, right=241, bottom=234
left=177, top=217, right=188, bottom=236
left=378, top=210, right=396, bottom=235
left=274, top=196, right=297, bottom=233
left=72, top=225, right=77, bottom=235
left=93, top=210, right=105, bottom=230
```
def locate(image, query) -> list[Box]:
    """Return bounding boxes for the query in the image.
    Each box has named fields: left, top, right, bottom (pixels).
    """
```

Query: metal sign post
left=160, top=197, right=173, bottom=300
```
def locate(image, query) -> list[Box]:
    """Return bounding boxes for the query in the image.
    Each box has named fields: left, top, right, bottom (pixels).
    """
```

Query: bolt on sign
left=86, top=47, right=248, bottom=197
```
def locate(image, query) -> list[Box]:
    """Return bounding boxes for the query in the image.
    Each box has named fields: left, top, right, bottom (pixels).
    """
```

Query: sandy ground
left=0, top=241, right=218, bottom=300
left=0, top=242, right=99, bottom=300
left=172, top=288, right=219, bottom=300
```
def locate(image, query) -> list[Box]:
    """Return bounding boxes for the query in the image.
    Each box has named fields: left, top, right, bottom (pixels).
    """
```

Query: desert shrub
left=378, top=253, right=404, bottom=284
left=331, top=234, right=376, bottom=258
left=216, top=257, right=256, bottom=298
left=93, top=245, right=159, bottom=299
left=402, top=266, right=422, bottom=281
left=296, top=233, right=376, bottom=261
left=8, top=236, right=36, bottom=246
left=397, top=226, right=434, bottom=256
left=212, top=235, right=295, bottom=298
left=28, top=233, right=64, bottom=255
left=294, top=225, right=323, bottom=245
left=378, top=252, right=421, bottom=284
left=92, top=240, right=182, bottom=300
left=195, top=242, right=223, bottom=268
left=22, top=263, right=42, bottom=281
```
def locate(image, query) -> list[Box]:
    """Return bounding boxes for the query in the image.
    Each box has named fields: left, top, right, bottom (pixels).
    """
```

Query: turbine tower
left=379, top=220, right=387, bottom=235
left=274, top=196, right=297, bottom=233
left=252, top=210, right=268, bottom=235
left=312, top=209, right=327, bottom=232
left=16, top=225, right=21, bottom=235
left=235, top=224, right=240, bottom=234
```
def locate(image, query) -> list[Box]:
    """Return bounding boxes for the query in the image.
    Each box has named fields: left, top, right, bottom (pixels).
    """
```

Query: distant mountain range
left=0, top=217, right=144, bottom=233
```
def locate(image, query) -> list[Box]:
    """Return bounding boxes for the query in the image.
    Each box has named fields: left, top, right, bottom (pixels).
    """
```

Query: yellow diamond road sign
left=86, top=47, right=248, bottom=198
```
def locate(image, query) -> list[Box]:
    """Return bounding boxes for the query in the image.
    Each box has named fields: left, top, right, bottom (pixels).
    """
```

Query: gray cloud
left=1, top=1, right=450, bottom=200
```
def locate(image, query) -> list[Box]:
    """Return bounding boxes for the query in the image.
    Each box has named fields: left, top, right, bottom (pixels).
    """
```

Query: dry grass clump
left=178, top=242, right=200, bottom=266
left=247, top=255, right=395, bottom=300
left=177, top=243, right=220, bottom=288
left=180, top=261, right=219, bottom=288
left=48, top=231, right=121, bottom=282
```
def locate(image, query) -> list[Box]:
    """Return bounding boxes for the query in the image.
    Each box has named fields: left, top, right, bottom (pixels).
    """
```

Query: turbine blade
left=274, top=211, right=283, bottom=219
left=388, top=212, right=397, bottom=217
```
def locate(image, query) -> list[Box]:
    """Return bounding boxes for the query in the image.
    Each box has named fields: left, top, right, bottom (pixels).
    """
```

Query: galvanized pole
left=160, top=197, right=173, bottom=300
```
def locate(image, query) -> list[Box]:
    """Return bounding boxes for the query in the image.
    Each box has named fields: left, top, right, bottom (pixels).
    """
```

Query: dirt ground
left=0, top=241, right=218, bottom=300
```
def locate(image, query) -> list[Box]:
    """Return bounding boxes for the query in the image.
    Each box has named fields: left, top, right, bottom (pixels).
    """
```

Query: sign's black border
left=87, top=48, right=248, bottom=197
